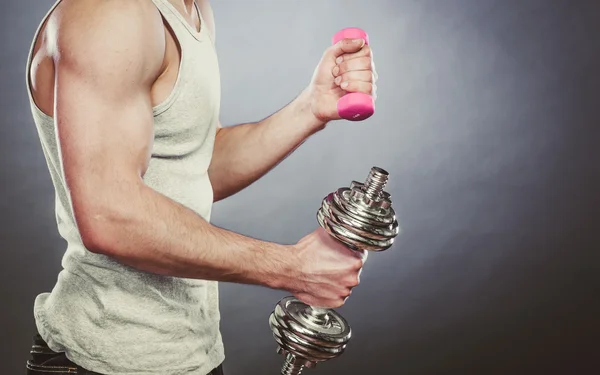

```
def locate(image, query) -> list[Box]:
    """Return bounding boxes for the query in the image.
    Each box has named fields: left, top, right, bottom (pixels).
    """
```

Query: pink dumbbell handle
left=332, top=28, right=375, bottom=121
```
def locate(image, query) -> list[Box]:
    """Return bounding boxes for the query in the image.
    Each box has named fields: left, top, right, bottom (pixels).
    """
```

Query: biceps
left=54, top=67, right=154, bottom=199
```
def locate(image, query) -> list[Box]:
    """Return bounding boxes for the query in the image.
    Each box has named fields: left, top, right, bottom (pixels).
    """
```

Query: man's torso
left=26, top=1, right=224, bottom=374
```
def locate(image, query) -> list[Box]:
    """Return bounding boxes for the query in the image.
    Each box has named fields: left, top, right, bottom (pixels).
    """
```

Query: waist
left=34, top=249, right=223, bottom=374
left=52, top=250, right=221, bottom=322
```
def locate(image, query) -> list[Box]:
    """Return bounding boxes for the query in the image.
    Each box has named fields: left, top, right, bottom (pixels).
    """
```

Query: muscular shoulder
left=49, top=0, right=165, bottom=84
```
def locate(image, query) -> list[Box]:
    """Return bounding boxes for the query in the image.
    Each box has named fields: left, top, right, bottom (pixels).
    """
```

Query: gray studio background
left=1, top=0, right=599, bottom=374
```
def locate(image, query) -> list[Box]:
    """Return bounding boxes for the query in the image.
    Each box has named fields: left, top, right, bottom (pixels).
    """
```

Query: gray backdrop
left=1, top=1, right=599, bottom=374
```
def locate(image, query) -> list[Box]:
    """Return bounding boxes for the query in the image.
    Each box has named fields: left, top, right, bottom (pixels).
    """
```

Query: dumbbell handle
left=332, top=28, right=375, bottom=121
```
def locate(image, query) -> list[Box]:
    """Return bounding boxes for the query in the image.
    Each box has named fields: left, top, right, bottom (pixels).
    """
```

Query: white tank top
left=25, top=1, right=224, bottom=373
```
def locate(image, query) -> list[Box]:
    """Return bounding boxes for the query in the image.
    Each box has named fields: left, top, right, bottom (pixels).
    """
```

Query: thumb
left=328, top=38, right=366, bottom=59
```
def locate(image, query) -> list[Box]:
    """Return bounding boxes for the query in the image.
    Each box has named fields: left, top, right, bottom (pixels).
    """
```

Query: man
left=25, top=0, right=377, bottom=374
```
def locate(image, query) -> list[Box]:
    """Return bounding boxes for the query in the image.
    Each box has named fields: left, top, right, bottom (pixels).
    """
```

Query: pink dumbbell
left=332, top=27, right=374, bottom=121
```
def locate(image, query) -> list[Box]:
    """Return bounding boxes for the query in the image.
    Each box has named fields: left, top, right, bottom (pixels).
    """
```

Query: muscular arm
left=54, top=0, right=295, bottom=289
left=197, top=1, right=326, bottom=202
left=209, top=94, right=324, bottom=202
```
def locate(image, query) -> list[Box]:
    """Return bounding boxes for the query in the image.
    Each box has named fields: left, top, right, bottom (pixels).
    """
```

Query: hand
left=286, top=227, right=368, bottom=308
left=306, top=38, right=378, bottom=126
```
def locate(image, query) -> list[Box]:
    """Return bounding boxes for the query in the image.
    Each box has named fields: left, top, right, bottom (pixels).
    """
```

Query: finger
left=333, top=56, right=372, bottom=76
left=354, top=249, right=368, bottom=263
left=329, top=38, right=366, bottom=59
left=347, top=272, right=360, bottom=288
left=335, top=49, right=377, bottom=82
left=334, top=70, right=374, bottom=86
left=336, top=48, right=379, bottom=84
left=372, top=57, right=379, bottom=82
left=341, top=286, right=354, bottom=298
left=344, top=289, right=353, bottom=301
left=339, top=81, right=375, bottom=95
left=335, top=45, right=372, bottom=64
left=368, top=49, right=379, bottom=82
left=353, top=250, right=367, bottom=265
left=296, top=293, right=343, bottom=309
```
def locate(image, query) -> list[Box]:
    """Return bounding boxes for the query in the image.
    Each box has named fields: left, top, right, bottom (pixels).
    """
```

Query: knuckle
left=354, top=257, right=364, bottom=269
left=362, top=45, right=372, bottom=57
left=338, top=289, right=348, bottom=299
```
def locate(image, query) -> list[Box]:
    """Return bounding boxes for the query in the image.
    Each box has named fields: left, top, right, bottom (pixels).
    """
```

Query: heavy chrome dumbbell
left=269, top=166, right=400, bottom=375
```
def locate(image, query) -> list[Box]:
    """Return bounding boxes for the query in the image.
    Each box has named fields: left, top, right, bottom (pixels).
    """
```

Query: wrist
left=264, top=244, right=301, bottom=292
left=295, top=88, right=328, bottom=134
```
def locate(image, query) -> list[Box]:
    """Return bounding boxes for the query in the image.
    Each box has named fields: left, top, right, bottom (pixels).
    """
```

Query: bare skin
left=29, top=0, right=377, bottom=308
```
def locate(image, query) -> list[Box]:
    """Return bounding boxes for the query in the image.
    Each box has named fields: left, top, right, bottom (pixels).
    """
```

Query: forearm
left=208, top=89, right=325, bottom=202
left=80, top=181, right=294, bottom=289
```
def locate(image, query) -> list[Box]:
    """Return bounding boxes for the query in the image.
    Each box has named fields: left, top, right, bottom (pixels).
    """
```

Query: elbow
left=212, top=191, right=225, bottom=203
left=73, top=201, right=123, bottom=257
left=209, top=174, right=226, bottom=203
left=78, top=222, right=112, bottom=256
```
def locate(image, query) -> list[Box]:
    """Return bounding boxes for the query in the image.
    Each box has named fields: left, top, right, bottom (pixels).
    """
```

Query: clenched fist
left=286, top=227, right=368, bottom=308
left=307, top=38, right=378, bottom=124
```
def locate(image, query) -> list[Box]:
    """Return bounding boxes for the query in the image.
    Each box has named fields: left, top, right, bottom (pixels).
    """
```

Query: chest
left=151, top=30, right=221, bottom=157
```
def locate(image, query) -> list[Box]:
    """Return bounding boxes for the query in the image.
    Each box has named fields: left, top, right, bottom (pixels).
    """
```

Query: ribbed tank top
left=25, top=1, right=223, bottom=374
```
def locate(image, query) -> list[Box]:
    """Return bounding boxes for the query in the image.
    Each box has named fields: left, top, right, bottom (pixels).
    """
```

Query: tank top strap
left=150, top=0, right=211, bottom=44
left=25, top=0, right=63, bottom=121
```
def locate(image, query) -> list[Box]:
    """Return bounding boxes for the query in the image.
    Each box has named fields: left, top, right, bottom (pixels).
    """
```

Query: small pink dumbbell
left=332, top=27, right=374, bottom=121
